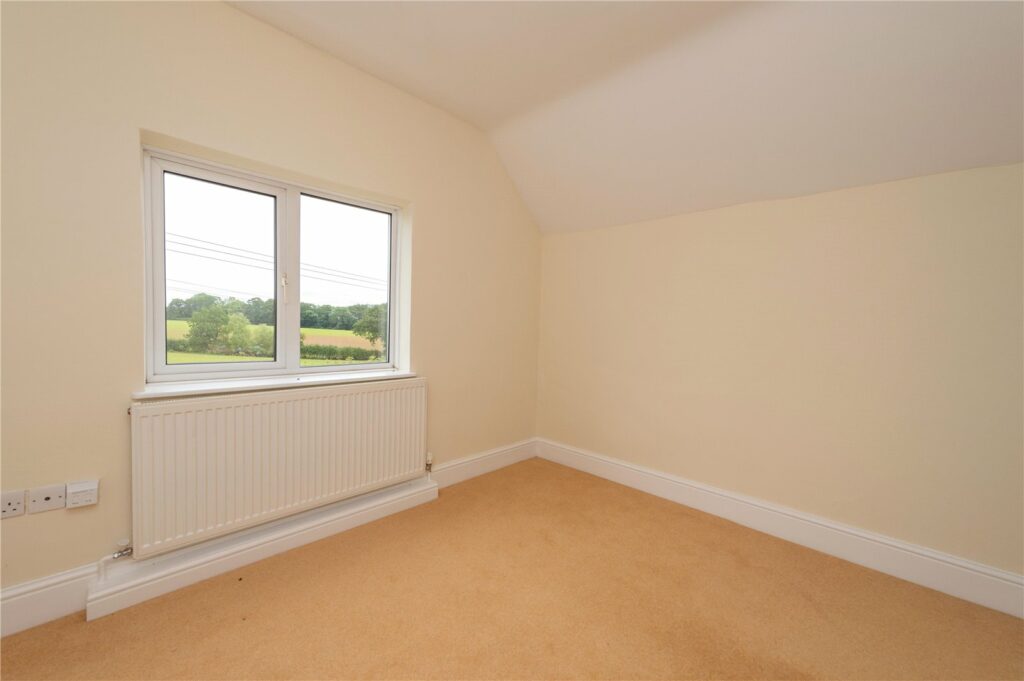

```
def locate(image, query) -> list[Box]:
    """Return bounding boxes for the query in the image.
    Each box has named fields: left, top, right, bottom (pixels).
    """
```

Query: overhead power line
left=167, top=232, right=388, bottom=285
left=166, top=279, right=269, bottom=300
left=168, top=242, right=386, bottom=290
left=166, top=233, right=273, bottom=259
left=166, top=249, right=385, bottom=292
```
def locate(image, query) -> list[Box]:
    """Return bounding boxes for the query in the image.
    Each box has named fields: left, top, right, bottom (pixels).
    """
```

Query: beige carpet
left=1, top=458, right=1021, bottom=680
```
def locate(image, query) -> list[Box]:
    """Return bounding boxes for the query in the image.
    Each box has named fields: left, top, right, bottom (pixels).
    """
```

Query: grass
left=166, top=319, right=361, bottom=342
left=166, top=319, right=378, bottom=367
left=301, top=327, right=358, bottom=338
left=167, top=351, right=374, bottom=367
left=166, top=351, right=272, bottom=364
left=299, top=358, right=371, bottom=367
left=166, top=319, right=190, bottom=340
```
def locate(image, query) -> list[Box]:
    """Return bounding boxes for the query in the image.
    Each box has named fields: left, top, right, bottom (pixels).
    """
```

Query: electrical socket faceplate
left=27, top=484, right=66, bottom=514
left=66, top=480, right=99, bottom=508
left=1, top=490, right=26, bottom=518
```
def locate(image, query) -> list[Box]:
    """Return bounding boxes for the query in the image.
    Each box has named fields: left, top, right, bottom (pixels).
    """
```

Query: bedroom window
left=145, top=149, right=398, bottom=382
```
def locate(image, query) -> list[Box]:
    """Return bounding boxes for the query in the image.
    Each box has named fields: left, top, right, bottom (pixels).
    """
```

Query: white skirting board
left=4, top=436, right=1021, bottom=636
left=1, top=476, right=438, bottom=636
left=429, top=439, right=537, bottom=488
left=534, top=438, right=1024, bottom=619
left=0, top=563, right=96, bottom=637
left=2, top=437, right=535, bottom=636
left=86, top=477, right=437, bottom=620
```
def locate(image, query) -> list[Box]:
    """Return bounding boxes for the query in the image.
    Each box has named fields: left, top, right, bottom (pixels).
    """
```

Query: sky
left=164, top=172, right=390, bottom=309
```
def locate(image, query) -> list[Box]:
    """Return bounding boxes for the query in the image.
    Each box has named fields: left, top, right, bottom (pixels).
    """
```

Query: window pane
left=299, top=195, right=390, bottom=367
left=163, top=172, right=277, bottom=365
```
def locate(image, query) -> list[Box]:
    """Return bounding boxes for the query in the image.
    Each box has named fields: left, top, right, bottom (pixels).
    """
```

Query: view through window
left=153, top=153, right=395, bottom=378
left=164, top=172, right=278, bottom=365
left=298, top=194, right=390, bottom=367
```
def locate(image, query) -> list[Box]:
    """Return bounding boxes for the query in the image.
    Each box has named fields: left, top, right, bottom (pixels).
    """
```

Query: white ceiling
left=235, top=2, right=1024, bottom=233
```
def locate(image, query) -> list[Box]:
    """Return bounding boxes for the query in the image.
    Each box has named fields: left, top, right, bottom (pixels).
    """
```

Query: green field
left=166, top=351, right=272, bottom=364
left=167, top=319, right=365, bottom=344
left=166, top=319, right=190, bottom=339
left=298, top=357, right=365, bottom=367
left=167, top=351, right=366, bottom=367
left=300, top=327, right=360, bottom=338
left=166, top=319, right=379, bottom=367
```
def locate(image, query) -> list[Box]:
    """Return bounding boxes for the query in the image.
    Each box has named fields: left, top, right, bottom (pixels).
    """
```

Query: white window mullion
left=283, top=187, right=303, bottom=370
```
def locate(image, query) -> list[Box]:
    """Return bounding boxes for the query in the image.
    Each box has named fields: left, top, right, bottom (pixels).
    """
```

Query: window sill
left=133, top=369, right=417, bottom=401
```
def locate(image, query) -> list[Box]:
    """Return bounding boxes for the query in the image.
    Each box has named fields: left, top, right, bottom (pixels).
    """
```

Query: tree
left=245, top=297, right=275, bottom=325
left=224, top=313, right=252, bottom=355
left=348, top=304, right=369, bottom=322
left=328, top=307, right=356, bottom=330
left=186, top=304, right=228, bottom=353
left=251, top=325, right=274, bottom=357
left=168, top=293, right=220, bottom=321
left=166, top=298, right=189, bottom=320
left=185, top=293, right=220, bottom=316
left=315, top=304, right=335, bottom=329
left=300, top=302, right=319, bottom=328
left=353, top=304, right=386, bottom=350
left=223, top=297, right=246, bottom=317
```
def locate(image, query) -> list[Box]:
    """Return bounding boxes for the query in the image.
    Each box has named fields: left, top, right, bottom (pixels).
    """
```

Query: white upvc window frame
left=144, top=148, right=401, bottom=384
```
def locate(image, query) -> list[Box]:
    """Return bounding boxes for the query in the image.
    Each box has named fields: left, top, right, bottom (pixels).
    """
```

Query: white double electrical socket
left=1, top=490, right=26, bottom=518
left=28, top=484, right=66, bottom=514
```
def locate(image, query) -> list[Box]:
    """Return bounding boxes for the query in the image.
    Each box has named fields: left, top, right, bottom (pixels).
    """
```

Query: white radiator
left=129, top=378, right=427, bottom=558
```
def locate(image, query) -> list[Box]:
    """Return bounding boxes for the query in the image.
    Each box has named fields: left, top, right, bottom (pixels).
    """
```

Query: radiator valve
left=112, top=541, right=133, bottom=560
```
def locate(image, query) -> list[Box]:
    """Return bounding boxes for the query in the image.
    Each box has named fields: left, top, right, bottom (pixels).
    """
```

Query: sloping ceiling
left=235, top=2, right=1024, bottom=232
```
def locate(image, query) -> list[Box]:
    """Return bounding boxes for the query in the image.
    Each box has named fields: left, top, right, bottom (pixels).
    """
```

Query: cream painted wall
left=538, top=164, right=1024, bottom=573
left=0, top=2, right=539, bottom=586
left=2, top=1, right=1020, bottom=591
